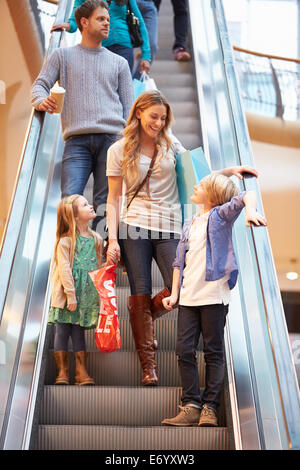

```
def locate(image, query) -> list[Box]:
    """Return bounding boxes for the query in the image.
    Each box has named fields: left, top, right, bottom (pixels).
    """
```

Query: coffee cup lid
left=50, top=85, right=65, bottom=93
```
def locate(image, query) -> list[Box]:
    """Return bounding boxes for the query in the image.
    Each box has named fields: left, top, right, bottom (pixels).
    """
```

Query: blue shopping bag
left=133, top=73, right=157, bottom=100
left=175, top=147, right=211, bottom=220
left=133, top=78, right=146, bottom=100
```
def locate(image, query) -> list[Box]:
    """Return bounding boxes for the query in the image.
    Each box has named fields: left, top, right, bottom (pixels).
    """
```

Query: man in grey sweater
left=31, top=0, right=134, bottom=235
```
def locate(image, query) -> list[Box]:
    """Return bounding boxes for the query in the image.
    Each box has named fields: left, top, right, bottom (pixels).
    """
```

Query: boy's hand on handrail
left=221, top=165, right=258, bottom=180
left=245, top=209, right=267, bottom=227
left=243, top=191, right=267, bottom=226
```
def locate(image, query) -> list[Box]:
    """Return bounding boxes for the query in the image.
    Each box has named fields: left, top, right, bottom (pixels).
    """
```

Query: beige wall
left=0, top=0, right=43, bottom=244
left=251, top=140, right=300, bottom=290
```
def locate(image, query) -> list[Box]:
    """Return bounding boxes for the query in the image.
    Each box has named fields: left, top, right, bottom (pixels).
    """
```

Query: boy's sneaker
left=198, top=404, right=218, bottom=427
left=161, top=405, right=200, bottom=426
left=173, top=47, right=191, bottom=62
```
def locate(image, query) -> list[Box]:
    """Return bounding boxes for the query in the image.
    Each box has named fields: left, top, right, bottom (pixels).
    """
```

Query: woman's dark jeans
left=106, top=44, right=134, bottom=72
left=176, top=303, right=228, bottom=411
left=118, top=223, right=180, bottom=295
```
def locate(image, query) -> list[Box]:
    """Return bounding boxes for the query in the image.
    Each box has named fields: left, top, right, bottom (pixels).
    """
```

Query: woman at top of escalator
left=51, top=0, right=151, bottom=75
left=105, top=88, right=259, bottom=387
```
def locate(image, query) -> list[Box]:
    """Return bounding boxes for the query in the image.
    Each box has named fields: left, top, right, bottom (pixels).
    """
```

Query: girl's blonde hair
left=200, top=173, right=239, bottom=207
left=53, top=194, right=103, bottom=271
left=122, top=90, right=173, bottom=185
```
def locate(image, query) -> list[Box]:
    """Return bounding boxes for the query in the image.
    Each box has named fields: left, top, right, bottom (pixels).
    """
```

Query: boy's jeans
left=176, top=303, right=228, bottom=411
left=61, top=133, right=118, bottom=236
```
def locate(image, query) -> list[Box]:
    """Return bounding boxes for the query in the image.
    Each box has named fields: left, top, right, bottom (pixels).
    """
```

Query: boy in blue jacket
left=162, top=172, right=267, bottom=427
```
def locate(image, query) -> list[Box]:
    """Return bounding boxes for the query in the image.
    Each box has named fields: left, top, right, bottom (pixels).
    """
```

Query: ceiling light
left=286, top=272, right=299, bottom=281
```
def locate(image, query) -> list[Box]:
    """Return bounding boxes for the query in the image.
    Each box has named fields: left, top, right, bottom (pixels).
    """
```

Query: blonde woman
left=49, top=194, right=103, bottom=386
left=106, top=89, right=258, bottom=386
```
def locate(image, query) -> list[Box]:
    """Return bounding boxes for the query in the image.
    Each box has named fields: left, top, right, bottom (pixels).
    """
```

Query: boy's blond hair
left=200, top=173, right=239, bottom=207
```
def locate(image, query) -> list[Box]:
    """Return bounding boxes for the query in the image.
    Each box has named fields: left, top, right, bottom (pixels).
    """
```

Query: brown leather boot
left=151, top=287, right=171, bottom=320
left=128, top=294, right=158, bottom=386
left=74, top=351, right=95, bottom=386
left=53, top=350, right=69, bottom=385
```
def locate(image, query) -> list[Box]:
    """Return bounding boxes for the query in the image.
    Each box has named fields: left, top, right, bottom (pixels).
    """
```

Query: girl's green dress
left=49, top=236, right=99, bottom=329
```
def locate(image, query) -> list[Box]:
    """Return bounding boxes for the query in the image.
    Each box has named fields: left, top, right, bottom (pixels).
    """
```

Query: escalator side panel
left=214, top=0, right=300, bottom=449
left=188, top=0, right=300, bottom=449
left=0, top=0, right=75, bottom=449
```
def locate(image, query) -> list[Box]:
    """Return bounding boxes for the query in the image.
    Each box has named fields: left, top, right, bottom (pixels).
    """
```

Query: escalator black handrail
left=214, top=0, right=300, bottom=449
left=0, top=0, right=71, bottom=323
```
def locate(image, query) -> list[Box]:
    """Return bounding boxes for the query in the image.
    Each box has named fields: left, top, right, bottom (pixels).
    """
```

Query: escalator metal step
left=48, top=317, right=185, bottom=352
left=151, top=60, right=193, bottom=74
left=48, top=317, right=204, bottom=352
left=36, top=425, right=229, bottom=450
left=39, top=386, right=226, bottom=427
left=44, top=350, right=206, bottom=387
left=155, top=72, right=194, bottom=87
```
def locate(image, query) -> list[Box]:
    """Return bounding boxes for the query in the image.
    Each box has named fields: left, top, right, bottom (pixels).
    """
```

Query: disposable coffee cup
left=50, top=85, right=66, bottom=113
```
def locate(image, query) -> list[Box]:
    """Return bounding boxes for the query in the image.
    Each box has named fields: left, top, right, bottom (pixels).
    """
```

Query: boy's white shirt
left=179, top=212, right=230, bottom=307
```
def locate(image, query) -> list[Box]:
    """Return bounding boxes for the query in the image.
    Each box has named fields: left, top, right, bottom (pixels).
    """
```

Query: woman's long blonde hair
left=122, top=90, right=174, bottom=185
left=53, top=195, right=102, bottom=272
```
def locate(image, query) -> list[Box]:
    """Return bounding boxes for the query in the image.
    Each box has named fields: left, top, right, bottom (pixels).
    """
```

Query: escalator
left=0, top=0, right=299, bottom=450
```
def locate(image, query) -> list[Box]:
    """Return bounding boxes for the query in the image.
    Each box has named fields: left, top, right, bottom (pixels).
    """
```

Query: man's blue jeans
left=61, top=133, right=118, bottom=236
left=176, top=303, right=228, bottom=411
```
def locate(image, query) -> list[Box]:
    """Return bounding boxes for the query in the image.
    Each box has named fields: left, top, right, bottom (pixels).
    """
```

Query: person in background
left=161, top=174, right=266, bottom=427
left=51, top=0, right=151, bottom=75
left=32, top=0, right=134, bottom=237
left=49, top=194, right=104, bottom=386
left=133, top=0, right=158, bottom=79
left=155, top=0, right=191, bottom=61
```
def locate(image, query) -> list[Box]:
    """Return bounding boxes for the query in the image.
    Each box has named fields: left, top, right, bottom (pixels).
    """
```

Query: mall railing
left=189, top=0, right=300, bottom=450
left=0, top=0, right=74, bottom=449
left=233, top=45, right=300, bottom=121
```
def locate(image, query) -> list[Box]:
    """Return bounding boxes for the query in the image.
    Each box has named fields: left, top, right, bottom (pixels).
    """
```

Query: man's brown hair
left=75, top=0, right=109, bottom=32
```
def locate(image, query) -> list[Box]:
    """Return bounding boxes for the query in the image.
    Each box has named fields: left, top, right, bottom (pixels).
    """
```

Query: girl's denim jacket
left=173, top=191, right=246, bottom=290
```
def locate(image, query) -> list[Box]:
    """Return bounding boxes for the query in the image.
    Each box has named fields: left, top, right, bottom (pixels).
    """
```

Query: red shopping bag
left=89, top=264, right=121, bottom=353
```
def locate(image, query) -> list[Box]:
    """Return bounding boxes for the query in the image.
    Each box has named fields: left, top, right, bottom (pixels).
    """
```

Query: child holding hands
left=161, top=172, right=266, bottom=427
left=49, top=194, right=103, bottom=386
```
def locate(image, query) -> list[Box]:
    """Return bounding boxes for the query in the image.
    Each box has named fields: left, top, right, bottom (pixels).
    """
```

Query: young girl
left=161, top=173, right=267, bottom=427
left=49, top=194, right=103, bottom=386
